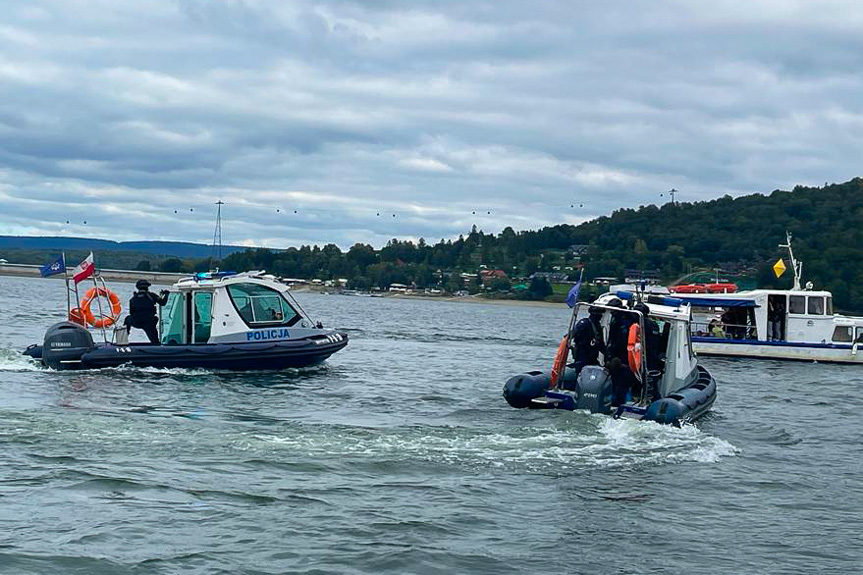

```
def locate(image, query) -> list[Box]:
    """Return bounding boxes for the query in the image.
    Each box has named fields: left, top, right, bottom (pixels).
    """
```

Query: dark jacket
left=572, top=316, right=605, bottom=367
left=608, top=313, right=634, bottom=367
left=128, top=290, right=168, bottom=321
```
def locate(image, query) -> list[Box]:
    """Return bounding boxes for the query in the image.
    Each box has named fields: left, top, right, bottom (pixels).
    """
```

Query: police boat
left=23, top=271, right=348, bottom=371
left=503, top=292, right=716, bottom=426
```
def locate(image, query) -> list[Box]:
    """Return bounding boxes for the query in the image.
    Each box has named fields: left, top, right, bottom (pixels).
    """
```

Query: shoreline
left=1, top=265, right=569, bottom=309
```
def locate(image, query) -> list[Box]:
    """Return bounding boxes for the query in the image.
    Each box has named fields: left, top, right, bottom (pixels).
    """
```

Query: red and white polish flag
left=72, top=252, right=95, bottom=284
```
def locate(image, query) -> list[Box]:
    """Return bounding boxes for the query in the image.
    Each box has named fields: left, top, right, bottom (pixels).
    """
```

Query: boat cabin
left=585, top=293, right=699, bottom=399
left=158, top=271, right=326, bottom=345
left=672, top=289, right=863, bottom=347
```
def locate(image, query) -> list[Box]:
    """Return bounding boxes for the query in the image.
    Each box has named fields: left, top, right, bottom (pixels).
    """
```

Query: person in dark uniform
left=570, top=305, right=607, bottom=380
left=634, top=302, right=663, bottom=400
left=606, top=298, right=637, bottom=406
left=124, top=279, right=169, bottom=344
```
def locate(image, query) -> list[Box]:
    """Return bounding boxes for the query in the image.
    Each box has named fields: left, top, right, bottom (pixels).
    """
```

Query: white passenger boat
left=669, top=234, right=863, bottom=363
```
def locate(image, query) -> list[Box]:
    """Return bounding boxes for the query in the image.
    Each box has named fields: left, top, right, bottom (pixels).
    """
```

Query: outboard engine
left=574, top=366, right=613, bottom=414
left=41, top=322, right=94, bottom=370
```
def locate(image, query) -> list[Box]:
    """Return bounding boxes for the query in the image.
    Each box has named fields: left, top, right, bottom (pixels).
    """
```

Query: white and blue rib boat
left=24, top=271, right=348, bottom=370
left=503, top=292, right=717, bottom=426
left=674, top=234, right=863, bottom=363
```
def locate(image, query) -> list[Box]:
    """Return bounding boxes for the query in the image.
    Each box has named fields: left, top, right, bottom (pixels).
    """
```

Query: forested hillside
left=221, top=178, right=863, bottom=311
left=5, top=179, right=862, bottom=311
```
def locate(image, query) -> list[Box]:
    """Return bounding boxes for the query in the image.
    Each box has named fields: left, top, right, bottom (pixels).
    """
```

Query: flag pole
left=62, top=252, right=71, bottom=318
left=91, top=270, right=108, bottom=343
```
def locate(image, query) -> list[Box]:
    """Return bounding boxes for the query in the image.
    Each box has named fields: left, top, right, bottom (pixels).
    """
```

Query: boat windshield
left=226, top=282, right=300, bottom=327
left=160, top=292, right=184, bottom=345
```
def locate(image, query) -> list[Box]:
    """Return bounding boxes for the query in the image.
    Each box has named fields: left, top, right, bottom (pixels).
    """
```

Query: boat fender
left=503, top=371, right=550, bottom=409
left=574, top=365, right=614, bottom=414
left=627, top=323, right=643, bottom=381
left=41, top=321, right=94, bottom=370
left=644, top=398, right=685, bottom=426
left=550, top=335, right=569, bottom=387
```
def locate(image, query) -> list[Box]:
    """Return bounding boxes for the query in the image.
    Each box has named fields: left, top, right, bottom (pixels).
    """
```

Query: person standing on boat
left=634, top=302, right=662, bottom=400
left=606, top=299, right=637, bottom=406
left=570, top=305, right=607, bottom=380
left=124, top=279, right=169, bottom=345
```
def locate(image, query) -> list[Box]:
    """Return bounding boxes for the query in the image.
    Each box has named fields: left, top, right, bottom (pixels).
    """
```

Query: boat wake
left=0, top=348, right=44, bottom=372
left=246, top=416, right=738, bottom=474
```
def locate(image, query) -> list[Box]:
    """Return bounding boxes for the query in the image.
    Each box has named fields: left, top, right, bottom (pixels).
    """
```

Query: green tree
left=160, top=258, right=183, bottom=273
left=529, top=277, right=553, bottom=299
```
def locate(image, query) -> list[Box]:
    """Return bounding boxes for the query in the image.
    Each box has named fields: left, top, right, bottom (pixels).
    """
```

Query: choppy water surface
left=1, top=276, right=860, bottom=574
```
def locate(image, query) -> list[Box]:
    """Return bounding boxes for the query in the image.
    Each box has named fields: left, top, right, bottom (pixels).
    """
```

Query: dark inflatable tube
left=503, top=371, right=550, bottom=408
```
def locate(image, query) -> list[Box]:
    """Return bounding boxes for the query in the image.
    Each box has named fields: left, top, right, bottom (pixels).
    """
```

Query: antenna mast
left=212, top=200, right=224, bottom=265
left=779, top=231, right=802, bottom=290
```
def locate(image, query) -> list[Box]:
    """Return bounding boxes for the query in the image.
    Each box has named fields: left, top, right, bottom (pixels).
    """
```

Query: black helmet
left=634, top=302, right=650, bottom=315
left=605, top=297, right=623, bottom=308
left=135, top=279, right=151, bottom=290
left=588, top=305, right=604, bottom=316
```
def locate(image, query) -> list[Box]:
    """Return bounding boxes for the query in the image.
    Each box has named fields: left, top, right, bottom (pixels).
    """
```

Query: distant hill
left=218, top=178, right=863, bottom=311
left=0, top=236, right=249, bottom=259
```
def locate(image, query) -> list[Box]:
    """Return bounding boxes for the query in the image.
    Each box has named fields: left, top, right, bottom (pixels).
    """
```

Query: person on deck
left=570, top=305, right=607, bottom=380
left=634, top=302, right=663, bottom=400
left=124, top=279, right=169, bottom=345
left=606, top=298, right=637, bottom=406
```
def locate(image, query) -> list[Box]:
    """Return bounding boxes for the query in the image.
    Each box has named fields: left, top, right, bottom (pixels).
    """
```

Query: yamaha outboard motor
left=574, top=365, right=614, bottom=414
left=41, top=322, right=94, bottom=370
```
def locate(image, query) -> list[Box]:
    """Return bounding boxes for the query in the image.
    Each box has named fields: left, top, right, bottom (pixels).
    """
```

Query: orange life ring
left=79, top=286, right=123, bottom=328
left=550, top=335, right=569, bottom=387
left=627, top=323, right=643, bottom=381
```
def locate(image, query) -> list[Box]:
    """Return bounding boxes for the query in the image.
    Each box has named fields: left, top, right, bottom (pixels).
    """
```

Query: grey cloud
left=1, top=0, right=862, bottom=248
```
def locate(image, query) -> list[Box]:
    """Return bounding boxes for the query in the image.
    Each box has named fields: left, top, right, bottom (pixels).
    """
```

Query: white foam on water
left=0, top=349, right=44, bottom=372
left=106, top=365, right=211, bottom=376
left=247, top=415, right=738, bottom=472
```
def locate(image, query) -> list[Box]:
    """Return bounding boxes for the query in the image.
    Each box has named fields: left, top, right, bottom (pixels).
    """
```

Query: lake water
left=0, top=275, right=860, bottom=574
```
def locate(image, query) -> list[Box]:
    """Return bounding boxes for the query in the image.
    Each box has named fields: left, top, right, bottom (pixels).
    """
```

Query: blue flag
left=40, top=254, right=66, bottom=277
left=565, top=269, right=585, bottom=308
left=565, top=279, right=581, bottom=308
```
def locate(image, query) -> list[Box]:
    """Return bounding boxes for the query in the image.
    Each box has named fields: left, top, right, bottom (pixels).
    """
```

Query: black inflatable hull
left=24, top=334, right=348, bottom=371
left=503, top=365, right=716, bottom=425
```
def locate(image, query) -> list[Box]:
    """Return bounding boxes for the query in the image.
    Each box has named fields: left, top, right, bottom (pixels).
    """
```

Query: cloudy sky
left=1, top=0, right=862, bottom=248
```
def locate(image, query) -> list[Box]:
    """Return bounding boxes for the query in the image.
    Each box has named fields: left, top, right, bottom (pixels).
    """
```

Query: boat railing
left=691, top=320, right=759, bottom=341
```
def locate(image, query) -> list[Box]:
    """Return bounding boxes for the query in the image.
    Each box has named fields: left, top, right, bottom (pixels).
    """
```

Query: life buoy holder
left=77, top=286, right=123, bottom=328
left=627, top=323, right=643, bottom=381
left=550, top=335, right=569, bottom=387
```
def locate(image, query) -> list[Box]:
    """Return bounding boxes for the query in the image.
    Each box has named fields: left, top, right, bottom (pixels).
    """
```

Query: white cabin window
left=826, top=297, right=833, bottom=315
left=857, top=328, right=863, bottom=344
left=832, top=326, right=853, bottom=343
left=807, top=297, right=825, bottom=315
left=788, top=295, right=805, bottom=315
left=227, top=283, right=300, bottom=327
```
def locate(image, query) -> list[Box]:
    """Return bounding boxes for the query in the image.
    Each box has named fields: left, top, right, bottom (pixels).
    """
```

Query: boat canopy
left=670, top=295, right=758, bottom=308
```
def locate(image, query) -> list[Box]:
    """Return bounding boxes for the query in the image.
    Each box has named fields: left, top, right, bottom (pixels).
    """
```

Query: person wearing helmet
left=123, top=279, right=169, bottom=344
left=569, top=305, right=607, bottom=383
